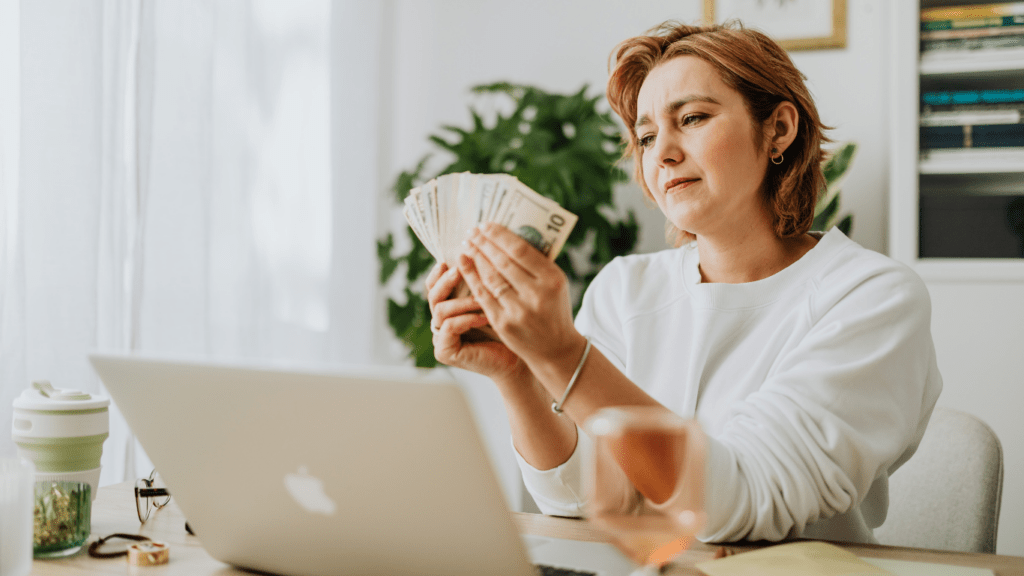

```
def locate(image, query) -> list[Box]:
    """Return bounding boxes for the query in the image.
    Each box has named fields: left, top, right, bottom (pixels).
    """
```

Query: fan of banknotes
left=403, top=172, right=578, bottom=269
left=404, top=172, right=578, bottom=342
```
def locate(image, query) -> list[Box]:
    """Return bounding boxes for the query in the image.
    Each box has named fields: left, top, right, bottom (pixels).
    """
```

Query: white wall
left=787, top=0, right=890, bottom=254
left=928, top=284, right=1024, bottom=555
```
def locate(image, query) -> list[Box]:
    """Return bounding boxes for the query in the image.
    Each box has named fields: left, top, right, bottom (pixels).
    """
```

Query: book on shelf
left=920, top=48, right=1024, bottom=67
left=921, top=14, right=1024, bottom=32
left=922, top=24, right=1024, bottom=39
left=922, top=89, right=1024, bottom=106
left=920, top=124, right=1024, bottom=149
left=921, top=33, right=1024, bottom=53
left=918, top=147, right=1024, bottom=174
left=921, top=109, right=1022, bottom=126
left=921, top=2, right=1024, bottom=22
left=923, top=101, right=1024, bottom=113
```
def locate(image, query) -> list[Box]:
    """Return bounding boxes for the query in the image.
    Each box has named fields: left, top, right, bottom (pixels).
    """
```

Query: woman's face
left=635, top=55, right=771, bottom=239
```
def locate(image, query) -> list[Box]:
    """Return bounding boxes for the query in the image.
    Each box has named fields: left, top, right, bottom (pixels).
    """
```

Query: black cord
left=87, top=533, right=151, bottom=558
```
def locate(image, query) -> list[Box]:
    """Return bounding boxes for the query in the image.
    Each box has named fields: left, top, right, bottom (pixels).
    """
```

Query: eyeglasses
left=134, top=469, right=171, bottom=523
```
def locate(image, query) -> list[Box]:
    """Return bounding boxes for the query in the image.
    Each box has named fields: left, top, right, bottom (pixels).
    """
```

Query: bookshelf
left=890, top=0, right=1024, bottom=279
left=888, top=2, right=1024, bottom=557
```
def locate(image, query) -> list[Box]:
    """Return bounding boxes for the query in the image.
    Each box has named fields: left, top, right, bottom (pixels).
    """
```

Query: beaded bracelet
left=552, top=338, right=592, bottom=414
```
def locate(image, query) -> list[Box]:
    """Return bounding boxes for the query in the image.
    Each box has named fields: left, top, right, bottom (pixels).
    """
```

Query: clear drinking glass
left=1, top=458, right=35, bottom=576
left=585, top=406, right=706, bottom=576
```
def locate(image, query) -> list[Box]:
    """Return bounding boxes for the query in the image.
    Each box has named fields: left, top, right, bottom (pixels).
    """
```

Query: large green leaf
left=391, top=155, right=430, bottom=203
left=812, top=142, right=858, bottom=233
left=823, top=142, right=857, bottom=187
left=387, top=289, right=437, bottom=368
left=812, top=192, right=840, bottom=232
left=377, top=234, right=398, bottom=285
left=837, top=214, right=852, bottom=236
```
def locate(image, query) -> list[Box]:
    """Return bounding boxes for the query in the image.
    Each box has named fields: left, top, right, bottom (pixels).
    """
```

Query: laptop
left=88, top=353, right=635, bottom=576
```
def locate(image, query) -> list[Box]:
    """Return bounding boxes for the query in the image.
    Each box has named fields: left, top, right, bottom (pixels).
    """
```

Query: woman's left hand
left=458, top=222, right=582, bottom=365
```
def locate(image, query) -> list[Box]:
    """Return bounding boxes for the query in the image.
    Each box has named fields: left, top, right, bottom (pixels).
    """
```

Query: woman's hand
left=458, top=223, right=584, bottom=367
left=425, top=261, right=529, bottom=382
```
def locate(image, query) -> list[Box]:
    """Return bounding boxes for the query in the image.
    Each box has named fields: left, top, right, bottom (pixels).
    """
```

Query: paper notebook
left=696, top=541, right=994, bottom=576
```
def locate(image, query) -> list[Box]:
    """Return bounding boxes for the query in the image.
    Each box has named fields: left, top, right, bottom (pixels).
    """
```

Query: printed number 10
left=547, top=214, right=565, bottom=232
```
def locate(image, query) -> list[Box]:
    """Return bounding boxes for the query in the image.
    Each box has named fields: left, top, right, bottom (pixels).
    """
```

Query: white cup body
left=0, top=458, right=35, bottom=576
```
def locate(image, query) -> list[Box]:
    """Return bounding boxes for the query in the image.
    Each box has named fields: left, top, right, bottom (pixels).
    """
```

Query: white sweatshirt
left=514, top=228, right=943, bottom=544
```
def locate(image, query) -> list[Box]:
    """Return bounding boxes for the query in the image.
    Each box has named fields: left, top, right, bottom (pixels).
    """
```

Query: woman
left=425, top=20, right=941, bottom=544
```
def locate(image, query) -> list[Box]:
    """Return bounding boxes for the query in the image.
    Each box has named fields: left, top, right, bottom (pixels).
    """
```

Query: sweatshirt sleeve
left=512, top=426, right=591, bottom=517
left=512, top=258, right=629, bottom=517
left=699, top=261, right=942, bottom=543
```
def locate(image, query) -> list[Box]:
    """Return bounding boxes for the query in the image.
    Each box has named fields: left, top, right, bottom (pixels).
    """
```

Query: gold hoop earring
left=771, top=152, right=784, bottom=165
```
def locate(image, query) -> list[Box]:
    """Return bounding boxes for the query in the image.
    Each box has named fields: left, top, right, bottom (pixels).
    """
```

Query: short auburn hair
left=607, top=20, right=831, bottom=247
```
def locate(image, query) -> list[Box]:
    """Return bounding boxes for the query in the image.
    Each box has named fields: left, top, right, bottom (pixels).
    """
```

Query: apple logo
left=284, top=466, right=337, bottom=515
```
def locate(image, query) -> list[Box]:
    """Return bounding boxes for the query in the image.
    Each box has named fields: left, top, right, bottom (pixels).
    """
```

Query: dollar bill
left=402, top=172, right=578, bottom=267
left=404, top=188, right=440, bottom=261
left=491, top=182, right=577, bottom=259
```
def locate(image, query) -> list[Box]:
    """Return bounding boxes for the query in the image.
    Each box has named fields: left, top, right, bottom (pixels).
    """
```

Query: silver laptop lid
left=89, top=353, right=537, bottom=576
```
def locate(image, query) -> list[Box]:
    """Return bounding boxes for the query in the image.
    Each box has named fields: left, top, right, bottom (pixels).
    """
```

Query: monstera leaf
left=813, top=142, right=857, bottom=235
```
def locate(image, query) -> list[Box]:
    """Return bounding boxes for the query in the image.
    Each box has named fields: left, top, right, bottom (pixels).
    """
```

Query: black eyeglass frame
left=134, top=469, right=171, bottom=523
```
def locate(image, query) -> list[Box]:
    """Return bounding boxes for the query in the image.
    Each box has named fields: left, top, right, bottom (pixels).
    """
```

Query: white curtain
left=1, top=0, right=524, bottom=509
left=132, top=0, right=335, bottom=360
left=1, top=0, right=387, bottom=486
left=0, top=0, right=26, bottom=470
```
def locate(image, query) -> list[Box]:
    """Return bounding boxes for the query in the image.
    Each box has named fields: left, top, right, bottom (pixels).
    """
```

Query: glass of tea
left=584, top=406, right=706, bottom=576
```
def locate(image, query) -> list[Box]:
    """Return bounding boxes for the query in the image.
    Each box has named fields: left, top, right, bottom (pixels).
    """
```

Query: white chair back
left=874, top=407, right=1003, bottom=553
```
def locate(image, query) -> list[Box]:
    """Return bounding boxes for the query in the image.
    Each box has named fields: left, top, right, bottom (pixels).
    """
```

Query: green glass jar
left=33, top=480, right=91, bottom=558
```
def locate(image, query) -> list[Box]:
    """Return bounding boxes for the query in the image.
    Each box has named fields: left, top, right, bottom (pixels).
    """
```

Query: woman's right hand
left=426, top=262, right=530, bottom=383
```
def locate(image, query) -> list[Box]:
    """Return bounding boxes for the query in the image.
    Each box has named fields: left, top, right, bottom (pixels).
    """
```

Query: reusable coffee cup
left=0, top=458, right=35, bottom=576
left=11, top=381, right=110, bottom=501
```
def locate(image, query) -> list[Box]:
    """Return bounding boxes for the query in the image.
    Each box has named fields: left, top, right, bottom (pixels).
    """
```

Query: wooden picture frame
left=703, top=0, right=847, bottom=51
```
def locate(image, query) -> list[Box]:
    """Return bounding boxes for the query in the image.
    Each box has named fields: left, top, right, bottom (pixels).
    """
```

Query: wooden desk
left=29, top=482, right=1024, bottom=575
